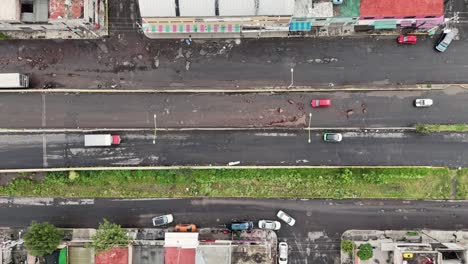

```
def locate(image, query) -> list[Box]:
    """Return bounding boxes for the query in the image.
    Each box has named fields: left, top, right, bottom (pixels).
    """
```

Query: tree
left=24, top=221, right=63, bottom=256
left=357, top=243, right=373, bottom=260
left=91, top=219, right=129, bottom=252
left=341, top=240, right=354, bottom=254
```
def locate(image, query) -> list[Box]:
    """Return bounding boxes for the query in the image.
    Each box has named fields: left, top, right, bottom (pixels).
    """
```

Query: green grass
left=416, top=124, right=468, bottom=133
left=0, top=167, right=461, bottom=199
left=0, top=32, right=9, bottom=40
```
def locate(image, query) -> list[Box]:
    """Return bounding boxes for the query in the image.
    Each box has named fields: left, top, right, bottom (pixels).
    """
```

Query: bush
left=24, top=221, right=63, bottom=256
left=91, top=219, right=130, bottom=252
left=357, top=243, right=373, bottom=260
left=415, top=124, right=430, bottom=134
left=0, top=32, right=9, bottom=40
left=341, top=240, right=354, bottom=253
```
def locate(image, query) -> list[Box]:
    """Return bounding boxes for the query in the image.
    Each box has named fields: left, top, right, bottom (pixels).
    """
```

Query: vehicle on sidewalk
left=227, top=221, right=254, bottom=231
left=414, top=98, right=433, bottom=107
left=0, top=73, right=29, bottom=88
left=174, top=224, right=197, bottom=232
left=435, top=29, right=456, bottom=52
left=278, top=242, right=288, bottom=264
left=277, top=210, right=296, bottom=226
left=397, top=34, right=417, bottom=45
left=323, top=133, right=342, bottom=142
left=152, top=214, right=174, bottom=226
left=311, top=99, right=331, bottom=108
left=258, top=220, right=281, bottom=230
left=84, top=134, right=121, bottom=147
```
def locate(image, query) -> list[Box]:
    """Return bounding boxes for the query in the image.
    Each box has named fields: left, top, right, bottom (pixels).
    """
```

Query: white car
left=258, top=220, right=281, bottom=230
left=152, top=214, right=173, bottom=226
left=414, top=99, right=433, bottom=107
left=277, top=210, right=296, bottom=226
left=278, top=242, right=288, bottom=264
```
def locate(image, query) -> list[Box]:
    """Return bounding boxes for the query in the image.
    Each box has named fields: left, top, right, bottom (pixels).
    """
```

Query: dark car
left=228, top=221, right=254, bottom=231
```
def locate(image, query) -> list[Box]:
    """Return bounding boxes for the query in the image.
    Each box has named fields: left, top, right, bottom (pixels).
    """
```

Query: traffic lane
left=0, top=89, right=467, bottom=129
left=2, top=199, right=468, bottom=263
left=4, top=130, right=463, bottom=169
left=0, top=35, right=467, bottom=91
left=0, top=134, right=44, bottom=169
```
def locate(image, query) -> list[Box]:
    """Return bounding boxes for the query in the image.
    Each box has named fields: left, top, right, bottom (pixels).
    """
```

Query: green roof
left=339, top=0, right=360, bottom=17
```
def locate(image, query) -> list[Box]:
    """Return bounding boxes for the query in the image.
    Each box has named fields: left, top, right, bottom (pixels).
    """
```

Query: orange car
left=174, top=224, right=197, bottom=232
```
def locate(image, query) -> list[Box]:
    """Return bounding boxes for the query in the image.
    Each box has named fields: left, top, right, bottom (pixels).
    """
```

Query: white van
left=0, top=73, right=29, bottom=88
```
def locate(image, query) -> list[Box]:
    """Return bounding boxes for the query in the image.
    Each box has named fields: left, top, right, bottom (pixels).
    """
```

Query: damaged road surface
left=0, top=130, right=466, bottom=169
left=0, top=88, right=466, bottom=129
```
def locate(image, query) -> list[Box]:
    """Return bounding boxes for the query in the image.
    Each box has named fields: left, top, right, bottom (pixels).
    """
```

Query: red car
left=311, top=99, right=331, bottom=108
left=397, top=34, right=417, bottom=44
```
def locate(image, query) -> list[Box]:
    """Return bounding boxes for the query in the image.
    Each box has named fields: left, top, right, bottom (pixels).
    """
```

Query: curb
left=0, top=85, right=453, bottom=94
left=0, top=165, right=447, bottom=174
left=0, top=127, right=417, bottom=133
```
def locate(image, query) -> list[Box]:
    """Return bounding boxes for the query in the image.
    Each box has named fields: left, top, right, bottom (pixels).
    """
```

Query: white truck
left=84, top=134, right=121, bottom=147
left=0, top=73, right=29, bottom=88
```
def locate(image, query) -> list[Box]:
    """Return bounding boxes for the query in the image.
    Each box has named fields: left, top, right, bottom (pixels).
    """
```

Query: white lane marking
left=42, top=134, right=48, bottom=167
left=2, top=197, right=54, bottom=206
left=343, top=132, right=408, bottom=138
left=254, top=133, right=296, bottom=137
left=58, top=199, right=95, bottom=205
left=42, top=93, right=46, bottom=127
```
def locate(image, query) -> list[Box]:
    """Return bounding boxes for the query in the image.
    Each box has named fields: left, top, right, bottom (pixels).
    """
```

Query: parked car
left=152, top=214, right=173, bottom=226
left=323, top=133, right=342, bottom=142
left=228, top=221, right=254, bottom=231
left=397, top=34, right=417, bottom=44
left=258, top=220, right=281, bottom=230
left=276, top=210, right=296, bottom=226
left=278, top=242, right=288, bottom=264
left=174, top=224, right=197, bottom=232
left=435, top=29, right=457, bottom=52
left=311, top=99, right=331, bottom=108
left=414, top=98, right=433, bottom=107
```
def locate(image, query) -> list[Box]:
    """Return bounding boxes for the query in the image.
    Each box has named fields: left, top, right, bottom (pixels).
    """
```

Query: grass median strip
left=1, top=167, right=466, bottom=199
left=416, top=124, right=468, bottom=133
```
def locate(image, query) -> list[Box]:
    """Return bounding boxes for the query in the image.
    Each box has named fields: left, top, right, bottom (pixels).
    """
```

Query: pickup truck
left=84, top=134, right=121, bottom=147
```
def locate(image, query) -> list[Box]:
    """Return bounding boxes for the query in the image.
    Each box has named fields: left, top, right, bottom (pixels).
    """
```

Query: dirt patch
left=0, top=172, right=45, bottom=186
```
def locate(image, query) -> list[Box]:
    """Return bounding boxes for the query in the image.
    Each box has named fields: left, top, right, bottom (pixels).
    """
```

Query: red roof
left=95, top=248, right=128, bottom=264
left=165, top=247, right=196, bottom=264
left=360, top=0, right=444, bottom=17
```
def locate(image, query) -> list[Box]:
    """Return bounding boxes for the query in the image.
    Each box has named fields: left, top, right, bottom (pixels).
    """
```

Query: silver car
left=435, top=29, right=457, bottom=52
left=278, top=242, right=288, bottom=264
left=258, top=220, right=281, bottom=230
left=414, top=99, right=433, bottom=107
left=152, top=214, right=174, bottom=226
left=277, top=210, right=296, bottom=226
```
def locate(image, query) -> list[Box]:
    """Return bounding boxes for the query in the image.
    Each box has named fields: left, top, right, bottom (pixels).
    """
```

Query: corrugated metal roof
left=259, top=0, right=295, bottom=15
left=138, top=0, right=176, bottom=17
left=219, top=0, right=256, bottom=16
left=0, top=0, right=20, bottom=21
left=179, top=0, right=215, bottom=16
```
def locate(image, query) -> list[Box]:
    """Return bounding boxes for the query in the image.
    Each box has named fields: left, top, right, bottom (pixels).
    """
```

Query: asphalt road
left=1, top=197, right=468, bottom=264
left=1, top=27, right=468, bottom=90
left=0, top=87, right=467, bottom=129
left=1, top=130, right=466, bottom=169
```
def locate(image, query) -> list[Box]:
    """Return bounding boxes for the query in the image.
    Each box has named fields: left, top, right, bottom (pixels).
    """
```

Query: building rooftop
left=49, top=0, right=84, bottom=19
left=0, top=0, right=20, bottom=21
left=360, top=0, right=444, bottom=18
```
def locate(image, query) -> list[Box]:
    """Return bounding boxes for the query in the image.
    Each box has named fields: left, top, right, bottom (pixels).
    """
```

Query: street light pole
left=308, top=113, right=312, bottom=143
left=288, top=68, right=294, bottom=88
left=153, top=114, right=157, bottom=144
